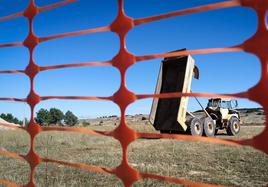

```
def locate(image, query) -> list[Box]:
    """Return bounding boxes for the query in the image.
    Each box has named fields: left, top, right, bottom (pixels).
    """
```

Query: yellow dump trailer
left=149, top=50, right=199, bottom=134
left=149, top=49, right=241, bottom=137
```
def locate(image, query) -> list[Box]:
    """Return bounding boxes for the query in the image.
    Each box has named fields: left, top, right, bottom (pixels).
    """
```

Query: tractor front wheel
left=189, top=117, right=203, bottom=136
left=226, top=117, right=240, bottom=136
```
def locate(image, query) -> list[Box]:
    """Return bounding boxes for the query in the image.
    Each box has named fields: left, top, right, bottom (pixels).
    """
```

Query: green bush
left=82, top=121, right=90, bottom=127
left=0, top=113, right=23, bottom=125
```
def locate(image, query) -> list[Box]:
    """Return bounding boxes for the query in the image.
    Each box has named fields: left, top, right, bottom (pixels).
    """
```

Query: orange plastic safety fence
left=0, top=0, right=267, bottom=186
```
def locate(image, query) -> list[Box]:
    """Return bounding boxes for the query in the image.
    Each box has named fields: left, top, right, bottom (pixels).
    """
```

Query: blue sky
left=0, top=0, right=263, bottom=119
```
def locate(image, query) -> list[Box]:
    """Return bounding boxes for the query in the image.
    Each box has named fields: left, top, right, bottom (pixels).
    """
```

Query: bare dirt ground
left=0, top=110, right=267, bottom=187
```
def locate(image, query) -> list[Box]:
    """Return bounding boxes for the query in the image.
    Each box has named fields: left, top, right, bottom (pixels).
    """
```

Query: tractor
left=184, top=98, right=241, bottom=137
left=205, top=98, right=241, bottom=136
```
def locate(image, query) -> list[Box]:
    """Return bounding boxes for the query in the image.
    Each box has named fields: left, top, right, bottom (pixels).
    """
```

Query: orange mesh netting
left=0, top=0, right=267, bottom=186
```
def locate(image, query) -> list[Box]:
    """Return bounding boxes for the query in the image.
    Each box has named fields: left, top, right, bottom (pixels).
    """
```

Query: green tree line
left=35, top=108, right=78, bottom=126
left=0, top=113, right=23, bottom=125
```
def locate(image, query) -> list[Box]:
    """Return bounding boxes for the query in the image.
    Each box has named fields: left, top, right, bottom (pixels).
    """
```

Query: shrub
left=256, top=112, right=264, bottom=115
left=82, top=121, right=90, bottom=127
left=141, top=116, right=147, bottom=121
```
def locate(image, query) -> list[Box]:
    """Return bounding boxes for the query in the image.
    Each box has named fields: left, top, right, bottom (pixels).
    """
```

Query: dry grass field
left=0, top=118, right=267, bottom=187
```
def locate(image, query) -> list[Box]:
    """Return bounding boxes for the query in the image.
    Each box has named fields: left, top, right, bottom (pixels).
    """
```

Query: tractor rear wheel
left=226, top=116, right=240, bottom=136
left=189, top=117, right=203, bottom=136
left=203, top=117, right=216, bottom=137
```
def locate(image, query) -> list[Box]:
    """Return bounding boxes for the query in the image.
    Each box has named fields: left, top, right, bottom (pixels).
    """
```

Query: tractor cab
left=207, top=98, right=238, bottom=109
left=206, top=98, right=240, bottom=135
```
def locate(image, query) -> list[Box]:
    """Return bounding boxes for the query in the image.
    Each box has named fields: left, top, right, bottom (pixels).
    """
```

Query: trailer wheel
left=203, top=117, right=216, bottom=137
left=189, top=117, right=203, bottom=136
left=226, top=117, right=240, bottom=136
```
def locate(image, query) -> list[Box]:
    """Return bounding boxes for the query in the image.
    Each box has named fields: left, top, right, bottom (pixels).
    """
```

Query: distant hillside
left=0, top=117, right=20, bottom=130
left=80, top=108, right=265, bottom=127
